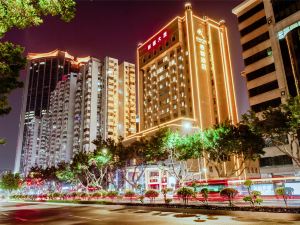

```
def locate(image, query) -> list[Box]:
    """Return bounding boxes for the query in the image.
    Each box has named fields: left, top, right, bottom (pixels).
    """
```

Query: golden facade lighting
left=130, top=2, right=238, bottom=141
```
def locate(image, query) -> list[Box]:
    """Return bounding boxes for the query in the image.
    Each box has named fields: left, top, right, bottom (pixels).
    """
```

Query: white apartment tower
left=73, top=57, right=102, bottom=153
left=100, top=57, right=136, bottom=141
left=45, top=73, right=77, bottom=166
left=119, top=62, right=136, bottom=138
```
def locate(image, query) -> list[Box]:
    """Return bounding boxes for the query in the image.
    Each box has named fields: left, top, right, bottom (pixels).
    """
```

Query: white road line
left=69, top=215, right=105, bottom=221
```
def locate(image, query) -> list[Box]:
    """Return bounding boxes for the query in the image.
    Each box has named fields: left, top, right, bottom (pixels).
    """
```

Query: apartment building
left=233, top=0, right=300, bottom=176
left=15, top=50, right=77, bottom=174
left=73, top=57, right=102, bottom=153
left=45, top=73, right=77, bottom=166
left=100, top=57, right=136, bottom=141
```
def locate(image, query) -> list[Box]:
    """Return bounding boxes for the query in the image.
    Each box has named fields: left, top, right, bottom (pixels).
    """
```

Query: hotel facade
left=123, top=3, right=260, bottom=190
left=134, top=3, right=238, bottom=137
left=233, top=0, right=300, bottom=177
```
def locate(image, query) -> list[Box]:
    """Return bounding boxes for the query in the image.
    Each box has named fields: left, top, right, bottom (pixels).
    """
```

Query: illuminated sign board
left=147, top=31, right=168, bottom=50
left=195, top=28, right=207, bottom=70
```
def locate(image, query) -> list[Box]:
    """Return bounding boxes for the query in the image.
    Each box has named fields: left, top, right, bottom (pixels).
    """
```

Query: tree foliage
left=242, top=97, right=300, bottom=166
left=0, top=42, right=26, bottom=116
left=220, top=187, right=238, bottom=207
left=243, top=180, right=263, bottom=207
left=0, top=171, right=21, bottom=192
left=0, top=0, right=76, bottom=37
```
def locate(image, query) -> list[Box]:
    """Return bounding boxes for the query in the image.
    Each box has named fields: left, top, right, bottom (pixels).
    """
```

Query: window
left=242, top=32, right=270, bottom=51
left=248, top=80, right=278, bottom=97
left=251, top=97, right=281, bottom=112
left=238, top=2, right=264, bottom=23
left=244, top=47, right=272, bottom=66
left=246, top=63, right=275, bottom=81
left=272, top=0, right=300, bottom=22
left=260, top=155, right=293, bottom=167
left=240, top=17, right=267, bottom=37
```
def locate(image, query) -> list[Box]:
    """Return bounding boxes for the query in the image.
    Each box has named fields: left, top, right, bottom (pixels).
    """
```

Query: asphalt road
left=0, top=202, right=300, bottom=225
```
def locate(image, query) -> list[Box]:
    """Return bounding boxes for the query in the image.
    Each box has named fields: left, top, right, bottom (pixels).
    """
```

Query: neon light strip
left=125, top=117, right=196, bottom=140
left=185, top=12, right=197, bottom=126
left=208, top=25, right=221, bottom=123
left=224, top=27, right=239, bottom=122
left=190, top=12, right=203, bottom=129
left=228, top=176, right=300, bottom=184
left=219, top=30, right=232, bottom=120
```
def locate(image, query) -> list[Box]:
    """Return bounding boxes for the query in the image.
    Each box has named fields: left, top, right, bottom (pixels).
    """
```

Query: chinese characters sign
left=147, top=31, right=168, bottom=50
left=196, top=28, right=207, bottom=70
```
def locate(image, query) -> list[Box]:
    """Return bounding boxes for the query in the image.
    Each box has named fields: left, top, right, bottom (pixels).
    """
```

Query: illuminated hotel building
left=126, top=3, right=238, bottom=138
left=15, top=50, right=77, bottom=174
left=233, top=0, right=300, bottom=177
left=100, top=57, right=136, bottom=140
left=122, top=3, right=258, bottom=184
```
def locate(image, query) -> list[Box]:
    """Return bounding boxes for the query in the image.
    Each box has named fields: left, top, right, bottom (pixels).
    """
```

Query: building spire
left=185, top=2, right=192, bottom=10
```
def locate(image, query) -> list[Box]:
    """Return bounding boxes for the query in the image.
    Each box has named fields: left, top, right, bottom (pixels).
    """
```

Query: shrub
left=124, top=190, right=135, bottom=202
left=107, top=191, right=118, bottom=200
left=243, top=180, right=263, bottom=207
left=165, top=198, right=172, bottom=204
left=99, top=190, right=108, bottom=198
left=220, top=188, right=238, bottom=206
left=138, top=195, right=145, bottom=203
left=91, top=192, right=102, bottom=199
left=80, top=192, right=88, bottom=199
left=71, top=192, right=79, bottom=200
left=243, top=190, right=263, bottom=207
left=145, top=189, right=159, bottom=203
left=161, top=188, right=172, bottom=203
left=275, top=187, right=289, bottom=207
left=52, top=192, right=61, bottom=199
left=200, top=188, right=209, bottom=205
left=176, top=187, right=194, bottom=205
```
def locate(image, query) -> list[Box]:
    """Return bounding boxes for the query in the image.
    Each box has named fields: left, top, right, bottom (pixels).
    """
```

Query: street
left=0, top=202, right=300, bottom=224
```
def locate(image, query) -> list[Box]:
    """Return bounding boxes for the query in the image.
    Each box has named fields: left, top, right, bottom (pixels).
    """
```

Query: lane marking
left=69, top=215, right=104, bottom=221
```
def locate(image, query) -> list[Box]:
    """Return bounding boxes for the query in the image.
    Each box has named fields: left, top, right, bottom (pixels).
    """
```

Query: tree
left=275, top=187, right=290, bottom=207
left=220, top=187, right=238, bottom=207
left=243, top=180, right=263, bottom=207
left=163, top=130, right=202, bottom=186
left=124, top=190, right=135, bottom=202
left=145, top=189, right=159, bottom=203
left=106, top=190, right=118, bottom=201
left=0, top=42, right=26, bottom=116
left=117, top=130, right=169, bottom=191
left=176, top=187, right=194, bottom=205
left=200, top=188, right=209, bottom=205
left=202, top=122, right=264, bottom=178
left=242, top=97, right=300, bottom=167
left=0, top=0, right=76, bottom=37
left=161, top=187, right=172, bottom=204
left=0, top=171, right=21, bottom=193
left=0, top=0, right=76, bottom=142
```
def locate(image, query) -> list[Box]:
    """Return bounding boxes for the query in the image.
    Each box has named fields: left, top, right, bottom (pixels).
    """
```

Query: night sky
left=0, top=0, right=247, bottom=172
